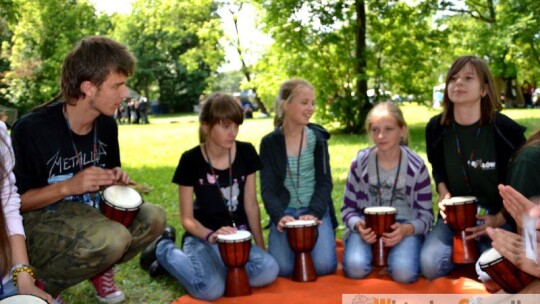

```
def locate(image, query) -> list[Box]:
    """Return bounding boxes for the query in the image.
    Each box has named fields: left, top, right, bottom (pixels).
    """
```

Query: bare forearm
left=20, top=182, right=70, bottom=212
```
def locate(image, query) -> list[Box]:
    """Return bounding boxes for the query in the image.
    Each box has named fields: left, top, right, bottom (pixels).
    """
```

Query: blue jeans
left=420, top=219, right=512, bottom=281
left=156, top=235, right=278, bottom=301
left=342, top=221, right=424, bottom=284
left=0, top=279, right=17, bottom=299
left=268, top=208, right=337, bottom=277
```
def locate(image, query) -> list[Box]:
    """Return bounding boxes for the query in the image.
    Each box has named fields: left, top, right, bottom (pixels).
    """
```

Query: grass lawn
left=62, top=104, right=539, bottom=303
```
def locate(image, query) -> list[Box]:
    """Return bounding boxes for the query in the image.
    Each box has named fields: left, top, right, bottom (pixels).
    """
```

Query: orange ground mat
left=172, top=241, right=488, bottom=304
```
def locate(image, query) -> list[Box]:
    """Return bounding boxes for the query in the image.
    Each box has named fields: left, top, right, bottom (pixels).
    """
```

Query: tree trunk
left=355, top=0, right=370, bottom=133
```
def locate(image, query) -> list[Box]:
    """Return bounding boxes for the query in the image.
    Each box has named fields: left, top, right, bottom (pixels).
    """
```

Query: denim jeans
left=156, top=235, right=278, bottom=301
left=268, top=208, right=337, bottom=277
left=420, top=219, right=512, bottom=281
left=0, top=279, right=16, bottom=299
left=342, top=220, right=424, bottom=283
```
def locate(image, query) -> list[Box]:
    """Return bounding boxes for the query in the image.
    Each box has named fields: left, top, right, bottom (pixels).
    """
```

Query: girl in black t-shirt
left=420, top=56, right=525, bottom=288
left=141, top=94, right=277, bottom=301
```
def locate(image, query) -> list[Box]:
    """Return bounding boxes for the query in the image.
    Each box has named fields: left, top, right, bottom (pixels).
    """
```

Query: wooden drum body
left=0, top=295, right=48, bottom=303
left=443, top=196, right=478, bottom=264
left=479, top=247, right=534, bottom=293
left=217, top=230, right=252, bottom=297
left=364, top=206, right=396, bottom=267
left=285, top=220, right=319, bottom=282
left=101, top=185, right=143, bottom=227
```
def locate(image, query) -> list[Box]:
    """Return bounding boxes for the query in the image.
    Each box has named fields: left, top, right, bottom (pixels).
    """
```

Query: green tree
left=439, top=0, right=540, bottom=106
left=252, top=0, right=442, bottom=132
left=2, top=0, right=107, bottom=112
left=112, top=0, right=224, bottom=112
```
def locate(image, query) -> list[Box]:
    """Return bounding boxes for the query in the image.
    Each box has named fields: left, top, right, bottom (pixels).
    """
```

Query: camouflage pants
left=22, top=201, right=166, bottom=296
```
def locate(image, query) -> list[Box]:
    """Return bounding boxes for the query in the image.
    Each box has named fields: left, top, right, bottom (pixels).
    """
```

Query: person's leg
left=310, top=211, right=337, bottom=275
left=387, top=234, right=423, bottom=283
left=156, top=236, right=226, bottom=301
left=0, top=279, right=17, bottom=299
left=23, top=202, right=131, bottom=296
left=342, top=232, right=373, bottom=279
left=420, top=219, right=454, bottom=279
left=244, top=244, right=279, bottom=287
left=268, top=223, right=295, bottom=277
left=119, top=203, right=165, bottom=263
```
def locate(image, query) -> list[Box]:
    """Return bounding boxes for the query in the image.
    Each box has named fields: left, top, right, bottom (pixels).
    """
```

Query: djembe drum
left=0, top=295, right=48, bottom=303
left=364, top=206, right=396, bottom=267
left=479, top=247, right=535, bottom=293
left=101, top=185, right=143, bottom=227
left=285, top=220, right=319, bottom=282
left=443, top=196, right=478, bottom=264
left=217, top=230, right=252, bottom=297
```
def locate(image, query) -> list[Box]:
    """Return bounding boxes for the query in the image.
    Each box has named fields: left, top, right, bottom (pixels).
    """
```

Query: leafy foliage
left=111, top=0, right=224, bottom=112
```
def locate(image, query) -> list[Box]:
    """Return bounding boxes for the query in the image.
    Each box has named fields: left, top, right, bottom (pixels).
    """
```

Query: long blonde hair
left=273, top=79, right=315, bottom=127
left=365, top=102, right=409, bottom=146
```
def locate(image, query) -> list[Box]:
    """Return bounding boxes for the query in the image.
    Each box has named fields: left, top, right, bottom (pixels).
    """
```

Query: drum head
left=103, top=185, right=142, bottom=209
left=0, top=295, right=48, bottom=303
left=442, top=196, right=477, bottom=206
left=364, top=206, right=397, bottom=214
left=284, top=219, right=317, bottom=228
left=216, top=230, right=252, bottom=243
left=479, top=247, right=503, bottom=267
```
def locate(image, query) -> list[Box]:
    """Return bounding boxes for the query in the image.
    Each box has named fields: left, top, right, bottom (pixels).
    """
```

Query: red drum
left=101, top=185, right=143, bottom=227
left=443, top=196, right=478, bottom=264
left=479, top=247, right=535, bottom=293
left=217, top=230, right=252, bottom=297
left=0, top=295, right=48, bottom=303
left=285, top=220, right=319, bottom=282
left=364, top=206, right=396, bottom=267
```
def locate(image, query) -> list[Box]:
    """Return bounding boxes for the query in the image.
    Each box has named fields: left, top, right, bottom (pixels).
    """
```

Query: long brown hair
left=440, top=56, right=502, bottom=126
left=0, top=132, right=12, bottom=277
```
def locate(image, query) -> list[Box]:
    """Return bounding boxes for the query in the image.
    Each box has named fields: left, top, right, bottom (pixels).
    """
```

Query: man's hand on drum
left=487, top=227, right=540, bottom=278
left=67, top=166, right=116, bottom=195
left=112, top=166, right=134, bottom=185
left=465, top=212, right=506, bottom=240
left=382, top=223, right=414, bottom=247
left=499, top=184, right=537, bottom=229
left=208, top=226, right=237, bottom=244
left=277, top=215, right=296, bottom=232
left=354, top=220, right=376, bottom=244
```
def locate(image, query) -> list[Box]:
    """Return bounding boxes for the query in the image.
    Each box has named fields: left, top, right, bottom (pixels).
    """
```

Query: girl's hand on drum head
left=277, top=216, right=295, bottom=232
